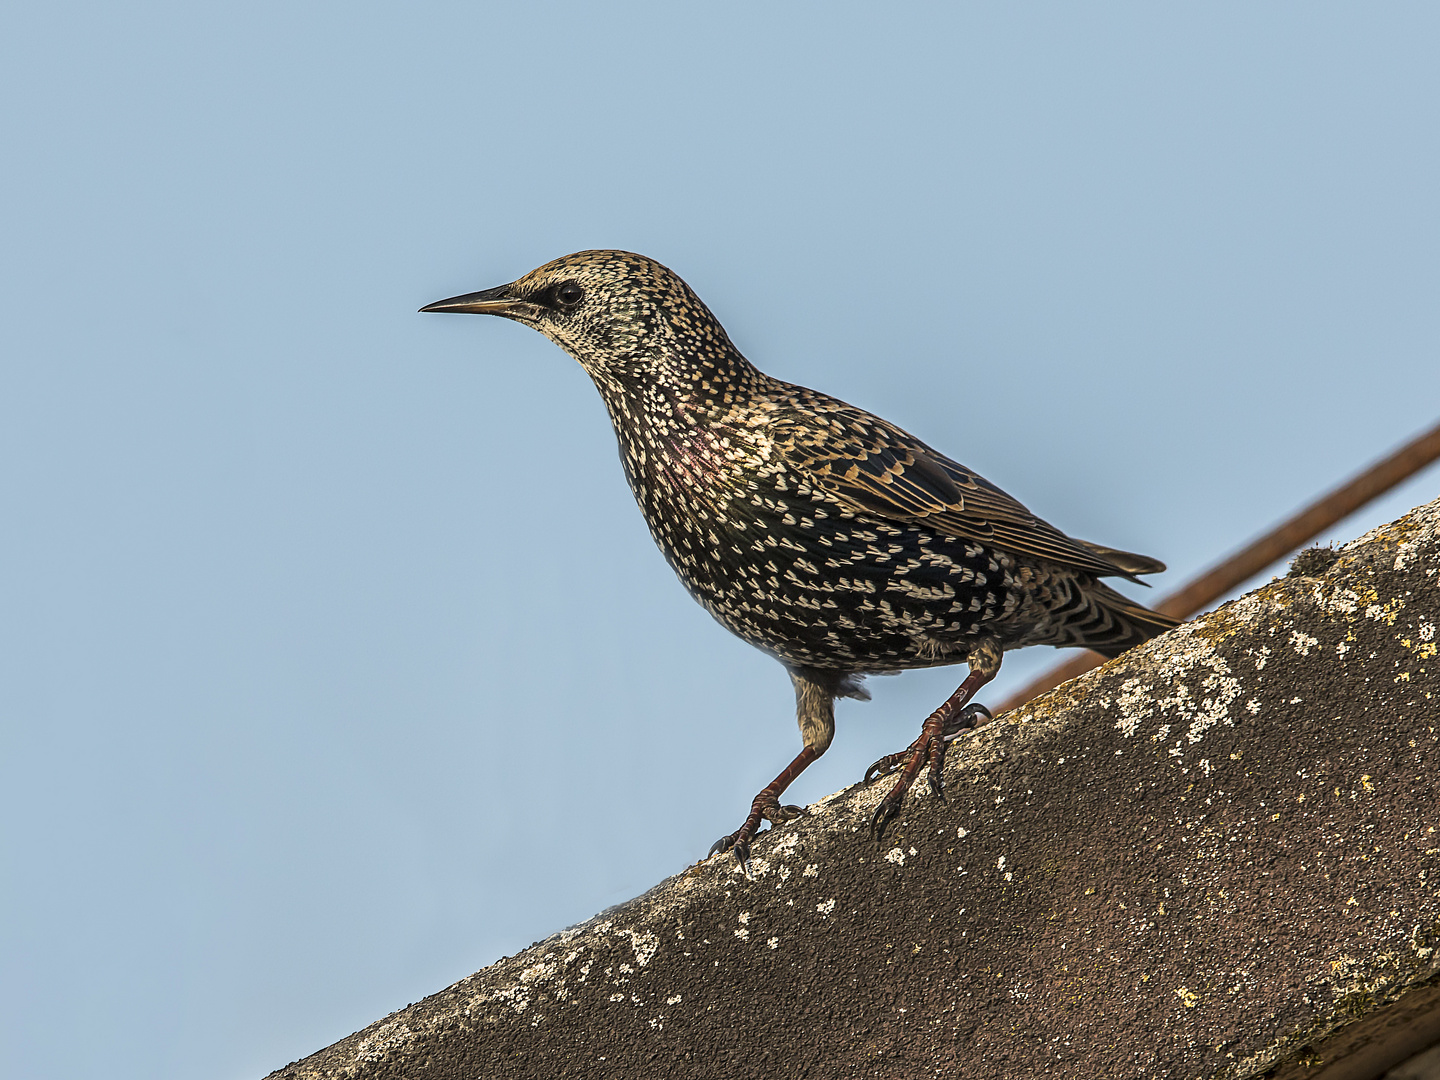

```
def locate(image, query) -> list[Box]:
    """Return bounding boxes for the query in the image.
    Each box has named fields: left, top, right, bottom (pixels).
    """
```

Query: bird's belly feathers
left=629, top=464, right=1019, bottom=672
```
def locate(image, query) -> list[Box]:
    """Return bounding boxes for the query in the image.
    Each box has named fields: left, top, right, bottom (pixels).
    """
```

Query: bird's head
left=421, top=250, right=745, bottom=387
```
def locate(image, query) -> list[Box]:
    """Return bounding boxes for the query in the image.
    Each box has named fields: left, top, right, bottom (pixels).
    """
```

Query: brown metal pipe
left=994, top=418, right=1440, bottom=715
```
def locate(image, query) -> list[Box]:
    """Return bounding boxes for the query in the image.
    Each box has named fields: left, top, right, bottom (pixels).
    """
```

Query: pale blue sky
left=3, top=4, right=1438, bottom=1078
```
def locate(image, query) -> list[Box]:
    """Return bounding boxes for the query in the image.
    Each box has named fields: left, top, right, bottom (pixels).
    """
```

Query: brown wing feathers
left=775, top=398, right=1153, bottom=583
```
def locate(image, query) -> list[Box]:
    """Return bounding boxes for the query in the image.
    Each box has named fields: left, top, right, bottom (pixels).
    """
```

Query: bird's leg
left=709, top=669, right=839, bottom=875
left=924, top=702, right=992, bottom=800
left=866, top=681, right=992, bottom=839
left=707, top=745, right=820, bottom=872
left=866, top=640, right=1001, bottom=841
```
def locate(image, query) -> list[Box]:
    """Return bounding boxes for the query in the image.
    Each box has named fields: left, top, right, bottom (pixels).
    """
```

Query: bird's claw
left=928, top=760, right=947, bottom=802
left=864, top=700, right=991, bottom=842
left=944, top=703, right=992, bottom=741
left=926, top=703, right=991, bottom=800
left=707, top=794, right=805, bottom=876
left=707, top=830, right=753, bottom=876
left=732, top=838, right=751, bottom=874
left=870, top=792, right=903, bottom=841
left=707, top=832, right=737, bottom=859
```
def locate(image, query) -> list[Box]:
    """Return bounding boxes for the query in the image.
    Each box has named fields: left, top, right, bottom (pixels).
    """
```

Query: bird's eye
left=554, top=282, right=584, bottom=309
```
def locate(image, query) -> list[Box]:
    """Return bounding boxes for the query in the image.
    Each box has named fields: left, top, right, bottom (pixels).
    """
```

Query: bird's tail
left=1068, top=579, right=1179, bottom=659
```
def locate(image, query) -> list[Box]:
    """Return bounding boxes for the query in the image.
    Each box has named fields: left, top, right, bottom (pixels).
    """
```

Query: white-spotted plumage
left=422, top=249, right=1177, bottom=863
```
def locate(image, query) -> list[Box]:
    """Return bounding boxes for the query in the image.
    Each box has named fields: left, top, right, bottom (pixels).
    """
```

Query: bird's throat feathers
left=577, top=312, right=776, bottom=497
left=601, top=372, right=772, bottom=502
left=574, top=310, right=767, bottom=409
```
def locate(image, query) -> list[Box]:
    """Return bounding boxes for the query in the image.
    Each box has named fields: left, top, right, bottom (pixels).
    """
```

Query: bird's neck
left=594, top=342, right=770, bottom=429
left=591, top=345, right=778, bottom=499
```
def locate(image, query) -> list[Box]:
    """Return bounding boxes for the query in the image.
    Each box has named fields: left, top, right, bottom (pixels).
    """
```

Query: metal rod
left=993, top=417, right=1440, bottom=715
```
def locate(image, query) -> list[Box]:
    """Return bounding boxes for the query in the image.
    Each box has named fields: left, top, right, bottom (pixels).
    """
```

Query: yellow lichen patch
left=1370, top=599, right=1407, bottom=626
left=1186, top=593, right=1279, bottom=649
left=1350, top=505, right=1430, bottom=552
left=1401, top=638, right=1438, bottom=661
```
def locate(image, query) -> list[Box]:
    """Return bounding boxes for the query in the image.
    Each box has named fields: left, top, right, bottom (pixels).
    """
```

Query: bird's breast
left=602, top=401, right=1020, bottom=671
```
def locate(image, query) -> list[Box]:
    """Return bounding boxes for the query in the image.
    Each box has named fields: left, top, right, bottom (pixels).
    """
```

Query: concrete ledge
left=267, top=498, right=1440, bottom=1080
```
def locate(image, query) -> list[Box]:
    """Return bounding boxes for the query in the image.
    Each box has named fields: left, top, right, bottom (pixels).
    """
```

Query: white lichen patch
left=771, top=832, right=801, bottom=859
left=1290, top=630, right=1319, bottom=656
left=817, top=898, right=836, bottom=916
left=620, top=929, right=659, bottom=968
left=1318, top=584, right=1362, bottom=616
left=1113, top=678, right=1152, bottom=737
left=884, top=847, right=906, bottom=865
left=354, top=1018, right=416, bottom=1066
left=519, top=959, right=557, bottom=984
left=1365, top=596, right=1407, bottom=626
left=1110, top=628, right=1243, bottom=753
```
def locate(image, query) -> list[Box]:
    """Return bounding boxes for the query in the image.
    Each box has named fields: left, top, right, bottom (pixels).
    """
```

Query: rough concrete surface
left=267, top=498, right=1440, bottom=1080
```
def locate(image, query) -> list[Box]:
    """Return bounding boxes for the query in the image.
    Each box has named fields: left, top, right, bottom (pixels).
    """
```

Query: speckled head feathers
left=424, top=250, right=746, bottom=386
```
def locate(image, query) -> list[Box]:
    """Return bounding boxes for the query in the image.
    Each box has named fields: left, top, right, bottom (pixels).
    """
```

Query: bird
left=421, top=250, right=1177, bottom=869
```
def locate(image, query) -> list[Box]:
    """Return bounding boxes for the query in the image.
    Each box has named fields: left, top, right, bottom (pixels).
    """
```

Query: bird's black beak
left=419, top=283, right=524, bottom=315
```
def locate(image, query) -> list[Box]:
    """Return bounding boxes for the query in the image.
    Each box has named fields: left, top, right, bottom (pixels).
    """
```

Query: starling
left=421, top=251, right=1177, bottom=868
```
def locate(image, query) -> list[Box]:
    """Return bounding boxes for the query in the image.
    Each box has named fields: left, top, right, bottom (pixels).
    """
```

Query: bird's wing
left=1075, top=542, right=1167, bottom=577
left=770, top=395, right=1141, bottom=581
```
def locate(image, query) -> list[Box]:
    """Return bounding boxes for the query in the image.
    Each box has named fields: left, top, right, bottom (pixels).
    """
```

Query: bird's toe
left=762, top=800, right=806, bottom=824
left=870, top=795, right=902, bottom=842
left=863, top=750, right=908, bottom=785
left=944, top=702, right=992, bottom=740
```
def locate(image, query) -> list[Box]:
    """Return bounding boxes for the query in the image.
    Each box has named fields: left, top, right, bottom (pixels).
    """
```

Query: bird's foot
left=866, top=703, right=991, bottom=841
left=863, top=703, right=990, bottom=783
left=707, top=793, right=805, bottom=876
left=706, top=744, right=822, bottom=875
